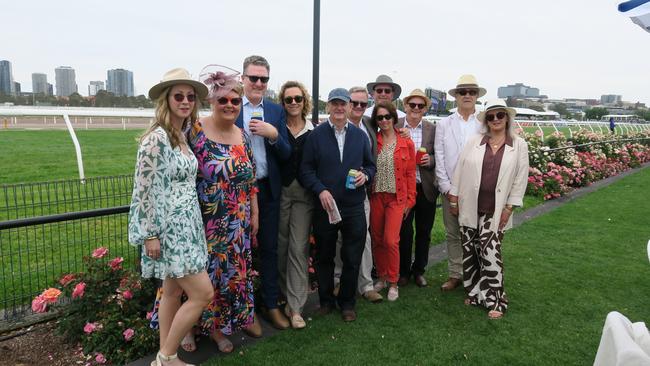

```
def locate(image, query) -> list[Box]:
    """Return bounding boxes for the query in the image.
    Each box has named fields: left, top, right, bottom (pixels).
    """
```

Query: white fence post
left=62, top=114, right=86, bottom=183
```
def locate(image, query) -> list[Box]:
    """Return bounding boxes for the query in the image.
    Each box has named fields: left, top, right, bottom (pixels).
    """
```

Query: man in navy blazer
left=301, top=88, right=376, bottom=322
left=236, top=55, right=291, bottom=330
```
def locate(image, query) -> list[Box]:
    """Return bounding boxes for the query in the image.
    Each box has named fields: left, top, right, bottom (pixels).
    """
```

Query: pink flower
left=92, top=247, right=109, bottom=259
left=95, top=353, right=106, bottom=364
left=59, top=274, right=75, bottom=286
left=122, top=290, right=133, bottom=300
left=41, top=288, right=62, bottom=304
left=146, top=311, right=153, bottom=320
left=83, top=322, right=98, bottom=334
left=72, top=282, right=86, bottom=299
left=123, top=328, right=135, bottom=341
left=108, top=257, right=124, bottom=270
left=31, top=295, right=48, bottom=313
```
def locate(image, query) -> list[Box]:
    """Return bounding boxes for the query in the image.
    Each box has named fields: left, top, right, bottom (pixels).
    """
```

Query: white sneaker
left=373, top=281, right=387, bottom=292
left=387, top=286, right=399, bottom=301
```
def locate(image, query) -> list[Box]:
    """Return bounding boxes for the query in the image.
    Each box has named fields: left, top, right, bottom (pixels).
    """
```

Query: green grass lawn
left=0, top=129, right=142, bottom=184
left=205, top=167, right=650, bottom=366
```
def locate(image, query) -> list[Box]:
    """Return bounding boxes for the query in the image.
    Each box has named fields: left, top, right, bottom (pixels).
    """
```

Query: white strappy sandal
left=151, top=351, right=195, bottom=366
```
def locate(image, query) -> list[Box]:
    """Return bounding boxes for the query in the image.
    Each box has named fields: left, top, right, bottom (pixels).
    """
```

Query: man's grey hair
left=243, top=55, right=270, bottom=73
left=348, top=86, right=367, bottom=95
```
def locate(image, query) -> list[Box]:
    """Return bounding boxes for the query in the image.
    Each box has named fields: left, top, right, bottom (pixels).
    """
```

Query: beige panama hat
left=148, top=68, right=209, bottom=101
left=403, top=89, right=431, bottom=109
left=448, top=74, right=487, bottom=98
left=477, top=99, right=517, bottom=123
left=366, top=74, right=402, bottom=100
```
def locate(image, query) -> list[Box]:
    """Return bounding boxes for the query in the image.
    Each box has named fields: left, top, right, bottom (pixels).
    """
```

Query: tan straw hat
left=448, top=74, right=487, bottom=98
left=477, top=99, right=517, bottom=123
left=148, top=68, right=209, bottom=100
left=403, top=89, right=431, bottom=109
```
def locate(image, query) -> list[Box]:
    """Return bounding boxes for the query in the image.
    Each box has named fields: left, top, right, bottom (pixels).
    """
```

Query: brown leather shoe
left=397, top=276, right=409, bottom=287
left=243, top=313, right=263, bottom=338
left=341, top=309, right=356, bottom=322
left=414, top=275, right=428, bottom=287
left=318, top=304, right=333, bottom=316
left=362, top=290, right=383, bottom=303
left=267, top=308, right=290, bottom=330
left=440, top=278, right=461, bottom=292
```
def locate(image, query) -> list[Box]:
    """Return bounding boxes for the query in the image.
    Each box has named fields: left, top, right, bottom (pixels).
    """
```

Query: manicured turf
left=204, top=167, right=650, bottom=366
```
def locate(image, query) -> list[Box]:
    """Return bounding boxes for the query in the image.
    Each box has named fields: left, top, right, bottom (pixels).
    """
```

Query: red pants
left=370, top=192, right=404, bottom=284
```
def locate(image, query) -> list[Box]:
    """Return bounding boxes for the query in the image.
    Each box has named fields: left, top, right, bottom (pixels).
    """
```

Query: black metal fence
left=0, top=175, right=139, bottom=324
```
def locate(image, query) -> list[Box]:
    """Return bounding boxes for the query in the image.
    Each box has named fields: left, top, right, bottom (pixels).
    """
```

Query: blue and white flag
left=619, top=0, right=650, bottom=33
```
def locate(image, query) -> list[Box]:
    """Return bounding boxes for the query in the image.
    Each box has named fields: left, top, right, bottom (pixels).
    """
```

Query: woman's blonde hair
left=279, top=81, right=312, bottom=121
left=140, top=85, right=200, bottom=148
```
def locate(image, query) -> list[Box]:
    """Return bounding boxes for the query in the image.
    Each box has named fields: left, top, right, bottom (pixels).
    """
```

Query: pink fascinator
left=199, top=64, right=241, bottom=100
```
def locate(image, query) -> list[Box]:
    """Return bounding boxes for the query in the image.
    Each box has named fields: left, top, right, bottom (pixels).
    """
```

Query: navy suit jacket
left=236, top=98, right=291, bottom=200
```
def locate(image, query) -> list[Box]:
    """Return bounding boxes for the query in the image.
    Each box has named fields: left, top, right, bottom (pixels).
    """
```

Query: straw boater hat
left=477, top=99, right=517, bottom=123
left=148, top=68, right=209, bottom=100
left=366, top=74, right=402, bottom=100
left=448, top=74, right=487, bottom=98
left=403, top=89, right=431, bottom=109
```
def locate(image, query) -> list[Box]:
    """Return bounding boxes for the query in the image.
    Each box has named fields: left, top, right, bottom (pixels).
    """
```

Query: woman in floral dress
left=128, top=68, right=213, bottom=366
left=188, top=66, right=259, bottom=353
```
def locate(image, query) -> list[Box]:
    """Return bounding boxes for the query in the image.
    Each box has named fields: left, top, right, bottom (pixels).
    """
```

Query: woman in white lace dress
left=128, top=68, right=213, bottom=366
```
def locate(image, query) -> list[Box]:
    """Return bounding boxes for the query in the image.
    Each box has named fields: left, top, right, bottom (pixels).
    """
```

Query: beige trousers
left=441, top=194, right=463, bottom=279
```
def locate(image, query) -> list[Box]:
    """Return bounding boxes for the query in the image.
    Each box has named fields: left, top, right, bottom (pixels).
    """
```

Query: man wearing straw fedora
left=364, top=74, right=406, bottom=124
left=434, top=75, right=486, bottom=291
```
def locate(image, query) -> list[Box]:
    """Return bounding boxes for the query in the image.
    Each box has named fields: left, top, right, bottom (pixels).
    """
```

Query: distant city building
left=88, top=81, right=105, bottom=96
left=424, top=87, right=447, bottom=113
left=0, top=60, right=16, bottom=95
left=55, top=66, right=78, bottom=96
left=14, top=82, right=21, bottom=94
left=600, top=94, right=622, bottom=105
left=107, top=69, right=134, bottom=97
left=47, top=83, right=54, bottom=95
left=498, top=83, right=540, bottom=99
left=32, top=73, right=49, bottom=95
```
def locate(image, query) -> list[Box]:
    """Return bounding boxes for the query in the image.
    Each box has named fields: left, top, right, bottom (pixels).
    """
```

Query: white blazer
left=434, top=112, right=481, bottom=194
left=450, top=134, right=529, bottom=232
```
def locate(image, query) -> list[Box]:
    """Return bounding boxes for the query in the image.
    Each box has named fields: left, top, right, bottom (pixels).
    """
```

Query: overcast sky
left=4, top=0, right=649, bottom=105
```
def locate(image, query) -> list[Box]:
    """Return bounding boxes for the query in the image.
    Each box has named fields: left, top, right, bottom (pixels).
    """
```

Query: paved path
left=129, top=162, right=649, bottom=366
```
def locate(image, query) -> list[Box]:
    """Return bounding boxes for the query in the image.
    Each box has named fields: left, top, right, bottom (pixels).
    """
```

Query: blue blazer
left=236, top=98, right=291, bottom=200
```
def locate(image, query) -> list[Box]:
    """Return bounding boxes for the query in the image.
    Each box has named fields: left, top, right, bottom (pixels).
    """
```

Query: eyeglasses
left=485, top=111, right=507, bottom=122
left=172, top=93, right=196, bottom=103
left=376, top=114, right=393, bottom=122
left=350, top=100, right=368, bottom=108
left=283, top=95, right=304, bottom=104
left=216, top=97, right=242, bottom=106
left=457, top=89, right=478, bottom=96
left=244, top=75, right=270, bottom=84
left=374, top=88, right=392, bottom=94
left=408, top=102, right=426, bottom=110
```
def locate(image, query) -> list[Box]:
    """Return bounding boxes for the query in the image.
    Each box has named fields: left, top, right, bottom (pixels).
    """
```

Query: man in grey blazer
left=434, top=75, right=486, bottom=291
left=396, top=89, right=439, bottom=288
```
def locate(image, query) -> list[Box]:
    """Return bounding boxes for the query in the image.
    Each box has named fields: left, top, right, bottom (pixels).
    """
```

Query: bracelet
left=449, top=202, right=458, bottom=208
left=145, top=235, right=159, bottom=241
left=503, top=205, right=513, bottom=211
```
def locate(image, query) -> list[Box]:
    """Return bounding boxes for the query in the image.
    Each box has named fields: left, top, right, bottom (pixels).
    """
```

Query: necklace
left=489, top=136, right=505, bottom=149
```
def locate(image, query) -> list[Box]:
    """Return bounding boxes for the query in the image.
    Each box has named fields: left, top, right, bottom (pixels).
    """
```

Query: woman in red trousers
left=369, top=102, right=416, bottom=301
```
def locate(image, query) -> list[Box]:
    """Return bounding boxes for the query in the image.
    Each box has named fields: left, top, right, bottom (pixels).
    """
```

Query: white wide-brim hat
left=477, top=99, right=517, bottom=123
left=448, top=74, right=487, bottom=98
left=148, top=68, right=208, bottom=101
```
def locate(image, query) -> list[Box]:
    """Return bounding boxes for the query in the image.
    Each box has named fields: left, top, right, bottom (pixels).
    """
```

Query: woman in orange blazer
left=369, top=102, right=416, bottom=301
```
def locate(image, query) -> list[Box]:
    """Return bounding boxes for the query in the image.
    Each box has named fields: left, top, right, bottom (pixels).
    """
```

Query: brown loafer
left=243, top=313, right=263, bottom=338
left=363, top=290, right=383, bottom=303
left=341, top=309, right=356, bottom=322
left=397, top=276, right=409, bottom=287
left=414, top=275, right=428, bottom=287
left=267, top=308, right=290, bottom=330
left=440, top=278, right=461, bottom=292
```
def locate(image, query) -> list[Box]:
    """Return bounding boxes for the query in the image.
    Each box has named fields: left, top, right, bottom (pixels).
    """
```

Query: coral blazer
left=374, top=131, right=417, bottom=208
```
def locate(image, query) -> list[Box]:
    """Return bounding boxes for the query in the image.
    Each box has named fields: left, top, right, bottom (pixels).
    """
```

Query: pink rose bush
left=524, top=129, right=650, bottom=200
left=31, top=247, right=157, bottom=364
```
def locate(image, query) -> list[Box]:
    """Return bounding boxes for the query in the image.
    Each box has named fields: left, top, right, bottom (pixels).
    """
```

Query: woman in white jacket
left=448, top=99, right=528, bottom=319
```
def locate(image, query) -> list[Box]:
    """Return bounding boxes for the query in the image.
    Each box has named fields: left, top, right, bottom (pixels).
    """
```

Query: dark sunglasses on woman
left=283, top=95, right=304, bottom=104
left=216, top=97, right=242, bottom=106
left=173, top=94, right=196, bottom=103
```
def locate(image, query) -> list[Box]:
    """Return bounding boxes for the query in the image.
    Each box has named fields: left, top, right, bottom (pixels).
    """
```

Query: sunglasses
left=244, top=75, right=270, bottom=84
left=172, top=93, right=196, bottom=103
left=486, top=111, right=507, bottom=122
left=350, top=100, right=368, bottom=108
left=216, top=97, right=242, bottom=106
left=374, top=88, right=393, bottom=94
left=457, top=89, right=478, bottom=96
left=376, top=114, right=393, bottom=122
left=283, top=95, right=304, bottom=104
left=408, top=102, right=426, bottom=110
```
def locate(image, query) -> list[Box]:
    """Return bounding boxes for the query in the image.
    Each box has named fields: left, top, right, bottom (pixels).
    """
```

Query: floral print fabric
left=128, top=127, right=208, bottom=279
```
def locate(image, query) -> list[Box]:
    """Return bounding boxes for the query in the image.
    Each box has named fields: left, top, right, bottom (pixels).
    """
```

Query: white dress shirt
left=242, top=95, right=268, bottom=179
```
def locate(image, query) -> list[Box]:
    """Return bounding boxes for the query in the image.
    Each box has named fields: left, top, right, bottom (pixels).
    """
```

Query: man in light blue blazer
left=236, top=55, right=291, bottom=330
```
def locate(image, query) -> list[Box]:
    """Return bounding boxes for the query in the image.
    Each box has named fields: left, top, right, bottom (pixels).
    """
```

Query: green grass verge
left=205, top=167, right=650, bottom=366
